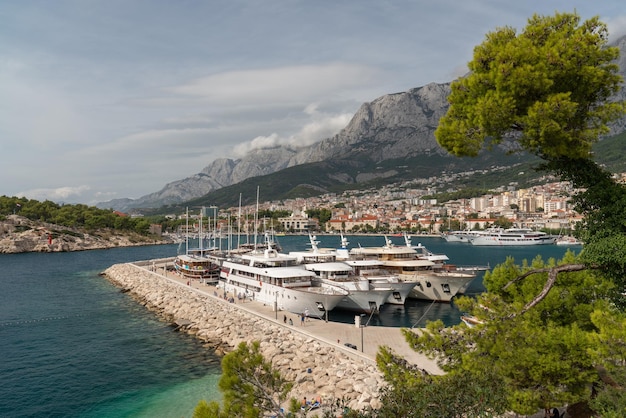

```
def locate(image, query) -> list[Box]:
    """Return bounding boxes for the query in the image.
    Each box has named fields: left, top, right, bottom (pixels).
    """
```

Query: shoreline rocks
left=0, top=215, right=167, bottom=254
left=103, top=263, right=385, bottom=411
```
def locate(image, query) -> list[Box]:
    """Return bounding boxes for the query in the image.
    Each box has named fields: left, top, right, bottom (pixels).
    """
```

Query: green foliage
left=541, top=157, right=626, bottom=305
left=492, top=215, right=513, bottom=228
left=193, top=400, right=227, bottom=418
left=305, top=208, right=332, bottom=225
left=436, top=12, right=625, bottom=160
left=374, top=347, right=508, bottom=417
left=198, top=341, right=293, bottom=418
left=0, top=195, right=155, bottom=235
left=402, top=251, right=622, bottom=414
left=586, top=310, right=626, bottom=416
left=424, top=13, right=626, bottom=412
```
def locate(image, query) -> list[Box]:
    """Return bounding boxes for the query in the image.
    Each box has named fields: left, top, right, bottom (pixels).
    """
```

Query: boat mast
left=185, top=207, right=189, bottom=255
left=237, top=193, right=242, bottom=251
left=199, top=207, right=203, bottom=254
left=253, top=186, right=259, bottom=249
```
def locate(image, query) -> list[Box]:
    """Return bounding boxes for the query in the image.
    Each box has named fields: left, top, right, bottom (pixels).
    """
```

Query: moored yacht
left=174, top=253, right=221, bottom=283
left=441, top=230, right=480, bottom=243
left=304, top=261, right=392, bottom=314
left=469, top=228, right=556, bottom=246
left=405, top=234, right=488, bottom=294
left=555, top=235, right=583, bottom=246
left=342, top=259, right=415, bottom=305
left=347, top=237, right=475, bottom=302
left=290, top=234, right=394, bottom=313
left=174, top=207, right=221, bottom=283
left=220, top=246, right=348, bottom=317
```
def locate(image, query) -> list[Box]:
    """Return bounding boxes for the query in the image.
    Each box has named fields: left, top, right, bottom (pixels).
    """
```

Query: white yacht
left=441, top=230, right=480, bottom=243
left=342, top=259, right=415, bottom=305
left=220, top=246, right=348, bottom=318
left=348, top=238, right=475, bottom=302
left=303, top=261, right=392, bottom=314
left=555, top=235, right=583, bottom=246
left=405, top=234, right=488, bottom=294
left=290, top=234, right=394, bottom=313
left=469, top=228, right=556, bottom=246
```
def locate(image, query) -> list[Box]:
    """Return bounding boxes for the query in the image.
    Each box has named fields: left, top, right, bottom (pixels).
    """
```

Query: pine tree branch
left=504, top=263, right=589, bottom=318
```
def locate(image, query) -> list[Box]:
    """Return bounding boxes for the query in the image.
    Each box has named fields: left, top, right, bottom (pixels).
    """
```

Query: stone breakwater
left=103, top=263, right=385, bottom=411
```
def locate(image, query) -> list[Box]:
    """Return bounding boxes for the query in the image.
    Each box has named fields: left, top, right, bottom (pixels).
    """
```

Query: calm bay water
left=0, top=245, right=221, bottom=418
left=0, top=235, right=580, bottom=417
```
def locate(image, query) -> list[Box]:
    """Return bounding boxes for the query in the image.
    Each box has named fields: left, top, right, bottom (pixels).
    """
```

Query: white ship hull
left=470, top=235, right=556, bottom=246
left=303, top=261, right=393, bottom=314
left=220, top=249, right=349, bottom=318
left=340, top=258, right=413, bottom=305
left=441, top=231, right=477, bottom=243
left=333, top=286, right=393, bottom=314
left=401, top=271, right=476, bottom=302
left=470, top=228, right=556, bottom=246
left=368, top=279, right=416, bottom=304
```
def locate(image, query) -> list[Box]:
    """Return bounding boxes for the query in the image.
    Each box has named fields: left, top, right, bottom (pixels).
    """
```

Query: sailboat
left=174, top=207, right=221, bottom=283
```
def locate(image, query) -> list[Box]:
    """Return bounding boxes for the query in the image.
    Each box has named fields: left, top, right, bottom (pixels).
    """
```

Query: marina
left=0, top=236, right=582, bottom=416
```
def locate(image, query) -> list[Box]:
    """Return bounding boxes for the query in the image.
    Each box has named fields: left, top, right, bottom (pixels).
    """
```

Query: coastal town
left=168, top=174, right=621, bottom=237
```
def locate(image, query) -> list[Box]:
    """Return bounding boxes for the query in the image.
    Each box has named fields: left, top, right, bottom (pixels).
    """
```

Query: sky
left=2, top=1, right=626, bottom=205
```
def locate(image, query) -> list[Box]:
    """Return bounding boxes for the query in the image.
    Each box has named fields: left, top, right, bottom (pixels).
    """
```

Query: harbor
left=100, top=234, right=582, bottom=412
left=136, top=256, right=440, bottom=369
left=104, top=258, right=442, bottom=412
left=0, top=237, right=582, bottom=416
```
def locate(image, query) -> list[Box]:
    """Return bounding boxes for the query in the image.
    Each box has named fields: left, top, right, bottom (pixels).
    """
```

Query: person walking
left=300, top=312, right=305, bottom=326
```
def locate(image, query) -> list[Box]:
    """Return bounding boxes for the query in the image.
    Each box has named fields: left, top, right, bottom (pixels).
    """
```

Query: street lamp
left=360, top=314, right=366, bottom=352
left=325, top=296, right=328, bottom=323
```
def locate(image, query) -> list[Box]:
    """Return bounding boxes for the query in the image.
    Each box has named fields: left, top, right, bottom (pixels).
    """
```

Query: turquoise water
left=0, top=245, right=221, bottom=418
left=0, top=236, right=579, bottom=417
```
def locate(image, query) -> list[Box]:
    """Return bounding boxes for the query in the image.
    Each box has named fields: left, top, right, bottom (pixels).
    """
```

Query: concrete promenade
left=143, top=259, right=442, bottom=375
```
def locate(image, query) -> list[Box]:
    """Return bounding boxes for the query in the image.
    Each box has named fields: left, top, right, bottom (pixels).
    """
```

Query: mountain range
left=98, top=35, right=626, bottom=213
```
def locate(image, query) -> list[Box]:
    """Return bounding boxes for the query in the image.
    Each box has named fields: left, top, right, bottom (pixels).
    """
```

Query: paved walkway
left=144, top=261, right=442, bottom=375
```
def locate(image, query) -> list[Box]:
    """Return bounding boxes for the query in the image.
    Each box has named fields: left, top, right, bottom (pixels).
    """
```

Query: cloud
left=17, top=185, right=91, bottom=202
left=168, top=63, right=380, bottom=106
left=606, top=14, right=626, bottom=41
left=232, top=110, right=352, bottom=157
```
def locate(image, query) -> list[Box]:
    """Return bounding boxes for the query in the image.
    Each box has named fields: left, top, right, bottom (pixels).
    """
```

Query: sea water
left=0, top=236, right=580, bottom=417
left=0, top=245, right=221, bottom=418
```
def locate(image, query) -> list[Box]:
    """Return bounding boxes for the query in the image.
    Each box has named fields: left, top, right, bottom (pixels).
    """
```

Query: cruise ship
left=290, top=234, right=396, bottom=313
left=347, top=237, right=476, bottom=302
left=441, top=230, right=480, bottom=243
left=219, top=246, right=348, bottom=318
left=469, top=228, right=556, bottom=246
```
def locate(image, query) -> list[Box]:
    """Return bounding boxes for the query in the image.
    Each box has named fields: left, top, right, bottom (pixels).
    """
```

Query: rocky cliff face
left=98, top=36, right=626, bottom=212
left=293, top=83, right=452, bottom=165
left=99, top=83, right=452, bottom=211
left=0, top=215, right=165, bottom=253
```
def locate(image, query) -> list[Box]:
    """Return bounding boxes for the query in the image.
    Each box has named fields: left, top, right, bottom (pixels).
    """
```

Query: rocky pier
left=103, top=262, right=387, bottom=411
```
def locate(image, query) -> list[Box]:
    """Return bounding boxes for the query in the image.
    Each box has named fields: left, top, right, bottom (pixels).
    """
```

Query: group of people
left=301, top=396, right=322, bottom=411
left=282, top=308, right=310, bottom=326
